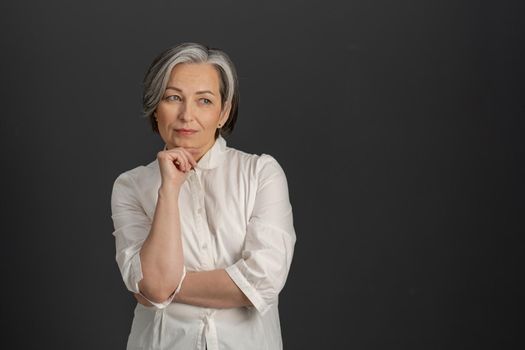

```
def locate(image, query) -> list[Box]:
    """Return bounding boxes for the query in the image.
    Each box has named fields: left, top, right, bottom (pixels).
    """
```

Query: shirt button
left=197, top=207, right=202, bottom=214
left=202, top=243, right=207, bottom=249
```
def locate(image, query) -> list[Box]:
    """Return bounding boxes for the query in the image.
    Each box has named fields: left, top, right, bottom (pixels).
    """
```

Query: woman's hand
left=134, top=293, right=154, bottom=307
left=157, top=147, right=198, bottom=190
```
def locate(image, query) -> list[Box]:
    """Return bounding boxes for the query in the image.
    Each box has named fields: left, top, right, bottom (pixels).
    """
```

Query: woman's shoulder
left=114, top=162, right=149, bottom=180
left=112, top=160, right=158, bottom=191
left=224, top=146, right=286, bottom=178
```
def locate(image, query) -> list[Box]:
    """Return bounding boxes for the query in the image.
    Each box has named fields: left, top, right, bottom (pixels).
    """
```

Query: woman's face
left=155, top=63, right=230, bottom=161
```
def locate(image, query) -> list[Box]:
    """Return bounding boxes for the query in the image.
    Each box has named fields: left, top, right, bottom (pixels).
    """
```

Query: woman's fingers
left=178, top=148, right=198, bottom=168
left=166, top=147, right=197, bottom=171
left=168, top=149, right=191, bottom=172
left=156, top=148, right=194, bottom=189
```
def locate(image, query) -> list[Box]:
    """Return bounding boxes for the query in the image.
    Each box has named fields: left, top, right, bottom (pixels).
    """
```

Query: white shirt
left=111, top=135, right=296, bottom=350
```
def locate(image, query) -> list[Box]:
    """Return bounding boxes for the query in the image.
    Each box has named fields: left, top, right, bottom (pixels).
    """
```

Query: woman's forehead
left=167, top=63, right=220, bottom=93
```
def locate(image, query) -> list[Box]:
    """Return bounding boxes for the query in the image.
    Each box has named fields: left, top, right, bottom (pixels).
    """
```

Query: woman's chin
left=168, top=139, right=201, bottom=155
left=170, top=138, right=194, bottom=149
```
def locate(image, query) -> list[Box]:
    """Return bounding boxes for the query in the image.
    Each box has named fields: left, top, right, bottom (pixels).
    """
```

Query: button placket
left=191, top=170, right=212, bottom=268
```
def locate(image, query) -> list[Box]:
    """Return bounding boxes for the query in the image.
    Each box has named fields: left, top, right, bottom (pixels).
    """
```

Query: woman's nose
left=178, top=102, right=194, bottom=122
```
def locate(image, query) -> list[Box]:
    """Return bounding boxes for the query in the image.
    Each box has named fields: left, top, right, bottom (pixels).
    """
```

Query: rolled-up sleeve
left=225, top=154, right=297, bottom=316
left=111, top=172, right=185, bottom=309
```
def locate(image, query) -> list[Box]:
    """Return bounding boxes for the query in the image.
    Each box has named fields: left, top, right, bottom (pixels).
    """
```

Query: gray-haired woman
left=111, top=43, right=296, bottom=350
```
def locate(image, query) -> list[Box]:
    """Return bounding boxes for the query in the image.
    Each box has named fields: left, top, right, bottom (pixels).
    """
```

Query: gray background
left=1, top=0, right=523, bottom=349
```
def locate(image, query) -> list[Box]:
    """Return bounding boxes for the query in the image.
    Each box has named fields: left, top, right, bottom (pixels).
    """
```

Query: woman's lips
left=175, top=128, right=197, bottom=136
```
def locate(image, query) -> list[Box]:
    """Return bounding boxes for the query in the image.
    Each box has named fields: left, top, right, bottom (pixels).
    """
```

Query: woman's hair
left=142, top=42, right=239, bottom=138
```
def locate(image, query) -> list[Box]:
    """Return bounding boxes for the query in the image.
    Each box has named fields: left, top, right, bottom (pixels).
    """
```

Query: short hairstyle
left=142, top=42, right=239, bottom=138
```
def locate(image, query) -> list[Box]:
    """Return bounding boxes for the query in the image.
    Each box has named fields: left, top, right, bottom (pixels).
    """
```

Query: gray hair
left=142, top=42, right=239, bottom=137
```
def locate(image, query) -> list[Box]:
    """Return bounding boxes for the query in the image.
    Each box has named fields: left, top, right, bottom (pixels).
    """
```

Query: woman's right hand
left=157, top=147, right=198, bottom=190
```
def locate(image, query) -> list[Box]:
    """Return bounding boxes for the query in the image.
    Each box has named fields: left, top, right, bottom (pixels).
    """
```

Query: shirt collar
left=195, top=135, right=227, bottom=170
left=162, top=135, right=227, bottom=171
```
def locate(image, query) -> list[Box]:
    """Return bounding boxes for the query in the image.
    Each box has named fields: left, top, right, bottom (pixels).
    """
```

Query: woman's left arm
left=175, top=269, right=252, bottom=308
left=135, top=270, right=251, bottom=308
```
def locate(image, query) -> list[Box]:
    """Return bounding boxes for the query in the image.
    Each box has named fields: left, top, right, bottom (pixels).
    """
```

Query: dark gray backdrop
left=1, top=0, right=523, bottom=349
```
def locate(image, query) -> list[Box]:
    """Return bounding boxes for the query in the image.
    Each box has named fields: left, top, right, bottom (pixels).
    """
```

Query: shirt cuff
left=225, top=260, right=271, bottom=315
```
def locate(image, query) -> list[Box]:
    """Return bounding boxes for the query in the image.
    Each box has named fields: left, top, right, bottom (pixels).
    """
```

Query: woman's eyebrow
left=195, top=90, right=215, bottom=96
left=165, top=86, right=215, bottom=96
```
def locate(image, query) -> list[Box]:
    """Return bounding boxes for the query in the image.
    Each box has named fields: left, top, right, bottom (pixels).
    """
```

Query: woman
left=111, top=43, right=296, bottom=350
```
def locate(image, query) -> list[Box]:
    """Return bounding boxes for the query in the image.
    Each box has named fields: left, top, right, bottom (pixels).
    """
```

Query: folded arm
left=136, top=269, right=251, bottom=308
left=137, top=184, right=185, bottom=303
left=112, top=172, right=185, bottom=308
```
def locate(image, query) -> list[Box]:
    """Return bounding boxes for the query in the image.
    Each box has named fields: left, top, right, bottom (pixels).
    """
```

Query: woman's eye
left=200, top=98, right=212, bottom=105
left=165, top=95, right=181, bottom=101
